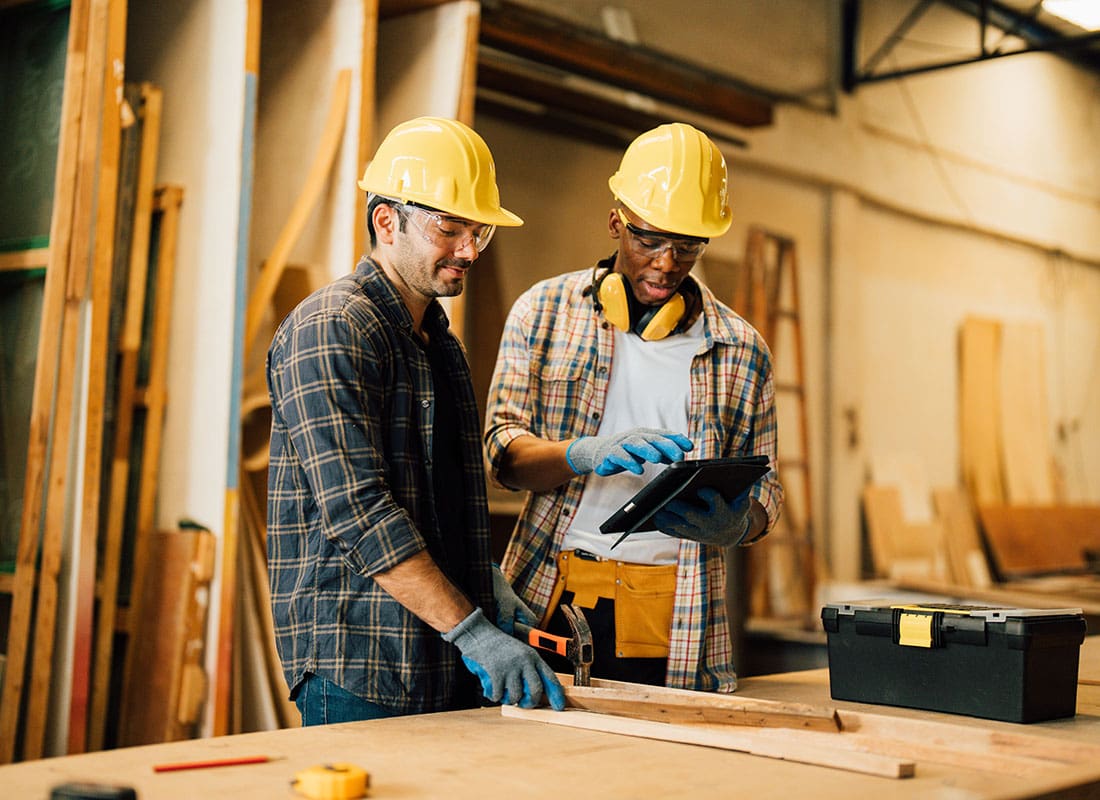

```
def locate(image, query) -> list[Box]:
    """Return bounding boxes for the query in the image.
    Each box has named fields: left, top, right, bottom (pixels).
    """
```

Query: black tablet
left=599, top=455, right=771, bottom=549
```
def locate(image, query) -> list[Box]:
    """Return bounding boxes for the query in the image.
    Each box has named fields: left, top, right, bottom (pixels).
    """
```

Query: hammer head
left=560, top=604, right=594, bottom=687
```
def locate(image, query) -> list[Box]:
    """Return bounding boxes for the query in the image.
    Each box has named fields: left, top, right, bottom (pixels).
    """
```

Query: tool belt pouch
left=613, top=563, right=676, bottom=658
left=552, top=552, right=676, bottom=659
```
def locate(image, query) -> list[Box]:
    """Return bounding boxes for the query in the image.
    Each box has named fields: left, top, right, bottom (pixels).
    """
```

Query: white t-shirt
left=563, top=313, right=705, bottom=564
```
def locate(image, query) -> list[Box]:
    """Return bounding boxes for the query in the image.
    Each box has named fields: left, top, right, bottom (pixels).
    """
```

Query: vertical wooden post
left=0, top=0, right=90, bottom=764
left=21, top=0, right=124, bottom=760
left=116, top=184, right=185, bottom=743
left=66, top=0, right=128, bottom=755
left=213, top=0, right=262, bottom=737
left=86, top=83, right=162, bottom=753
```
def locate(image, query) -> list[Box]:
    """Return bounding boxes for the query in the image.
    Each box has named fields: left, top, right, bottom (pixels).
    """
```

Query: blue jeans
left=294, top=674, right=400, bottom=725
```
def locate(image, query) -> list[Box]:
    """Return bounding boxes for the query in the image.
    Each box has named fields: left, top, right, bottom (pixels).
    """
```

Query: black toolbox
left=821, top=601, right=1087, bottom=723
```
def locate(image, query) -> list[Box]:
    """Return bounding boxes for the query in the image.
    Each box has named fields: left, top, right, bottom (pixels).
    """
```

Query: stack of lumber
left=958, top=317, right=1098, bottom=590
left=0, top=0, right=192, bottom=761
left=862, top=484, right=991, bottom=588
left=865, top=316, right=1100, bottom=616
left=1, top=0, right=131, bottom=762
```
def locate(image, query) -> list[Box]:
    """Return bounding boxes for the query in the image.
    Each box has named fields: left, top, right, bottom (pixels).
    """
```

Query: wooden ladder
left=735, top=226, right=817, bottom=623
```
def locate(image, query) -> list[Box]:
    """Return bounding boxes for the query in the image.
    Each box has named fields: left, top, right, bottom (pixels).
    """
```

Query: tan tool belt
left=543, top=550, right=677, bottom=659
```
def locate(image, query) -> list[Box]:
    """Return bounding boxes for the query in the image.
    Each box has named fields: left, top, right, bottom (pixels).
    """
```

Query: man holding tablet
left=483, top=123, right=784, bottom=690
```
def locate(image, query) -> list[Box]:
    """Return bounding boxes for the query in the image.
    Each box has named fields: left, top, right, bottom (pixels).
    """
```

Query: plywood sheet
left=998, top=322, right=1057, bottom=504
left=978, top=505, right=1100, bottom=577
left=862, top=485, right=945, bottom=580
left=869, top=452, right=932, bottom=523
left=932, top=487, right=992, bottom=588
left=959, top=317, right=1004, bottom=506
left=119, top=528, right=215, bottom=746
left=862, top=486, right=903, bottom=577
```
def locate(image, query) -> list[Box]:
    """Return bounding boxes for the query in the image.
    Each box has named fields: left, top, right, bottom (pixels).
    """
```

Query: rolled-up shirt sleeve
left=738, top=354, right=784, bottom=544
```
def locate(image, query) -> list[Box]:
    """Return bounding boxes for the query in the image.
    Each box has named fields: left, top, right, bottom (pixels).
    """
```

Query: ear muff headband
left=591, top=270, right=689, bottom=341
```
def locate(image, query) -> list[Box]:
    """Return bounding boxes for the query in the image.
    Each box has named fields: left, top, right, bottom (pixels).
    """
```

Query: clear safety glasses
left=398, top=203, right=496, bottom=253
left=617, top=209, right=708, bottom=261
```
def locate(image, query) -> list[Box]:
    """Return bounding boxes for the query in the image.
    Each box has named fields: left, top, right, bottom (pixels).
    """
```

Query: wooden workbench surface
left=6, top=636, right=1099, bottom=799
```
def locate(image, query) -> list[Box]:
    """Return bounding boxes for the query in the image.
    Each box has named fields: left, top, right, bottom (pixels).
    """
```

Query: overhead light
left=1042, top=0, right=1100, bottom=30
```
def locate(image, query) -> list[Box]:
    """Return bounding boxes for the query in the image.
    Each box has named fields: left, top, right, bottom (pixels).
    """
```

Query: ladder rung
left=776, top=383, right=804, bottom=394
left=777, top=458, right=807, bottom=470
left=775, top=309, right=799, bottom=320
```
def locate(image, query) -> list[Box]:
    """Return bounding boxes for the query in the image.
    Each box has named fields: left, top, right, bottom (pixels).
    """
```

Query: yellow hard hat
left=608, top=122, right=731, bottom=238
left=358, top=116, right=522, bottom=227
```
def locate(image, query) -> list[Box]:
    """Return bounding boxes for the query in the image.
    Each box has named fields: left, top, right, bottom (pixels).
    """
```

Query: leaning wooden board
left=978, top=504, right=1100, bottom=576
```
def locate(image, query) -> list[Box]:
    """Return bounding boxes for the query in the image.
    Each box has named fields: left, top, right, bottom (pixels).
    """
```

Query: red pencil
left=153, top=755, right=271, bottom=773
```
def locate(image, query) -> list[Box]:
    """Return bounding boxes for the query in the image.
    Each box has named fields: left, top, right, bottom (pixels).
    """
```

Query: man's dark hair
left=366, top=194, right=406, bottom=249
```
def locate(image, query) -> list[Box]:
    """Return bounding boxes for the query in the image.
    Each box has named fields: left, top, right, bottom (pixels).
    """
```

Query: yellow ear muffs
left=596, top=271, right=632, bottom=332
left=594, top=271, right=688, bottom=341
left=636, top=292, right=686, bottom=341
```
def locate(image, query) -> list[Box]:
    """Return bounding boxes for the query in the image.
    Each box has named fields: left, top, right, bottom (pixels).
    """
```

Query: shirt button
left=592, top=412, right=600, bottom=420
left=421, top=399, right=431, bottom=408
left=598, top=366, right=608, bottom=374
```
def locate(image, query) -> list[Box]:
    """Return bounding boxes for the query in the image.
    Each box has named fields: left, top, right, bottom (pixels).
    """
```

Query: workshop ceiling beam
left=478, top=0, right=774, bottom=129
left=843, top=0, right=1100, bottom=90
left=475, top=53, right=748, bottom=151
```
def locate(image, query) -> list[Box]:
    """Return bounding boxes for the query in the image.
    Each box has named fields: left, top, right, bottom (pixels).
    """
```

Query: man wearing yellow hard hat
left=267, top=117, right=564, bottom=724
left=485, top=123, right=784, bottom=691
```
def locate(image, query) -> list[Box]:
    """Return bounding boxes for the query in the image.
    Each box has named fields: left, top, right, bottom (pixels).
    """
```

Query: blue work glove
left=492, top=564, right=535, bottom=635
left=653, top=487, right=753, bottom=547
left=566, top=427, right=693, bottom=476
left=442, top=608, right=566, bottom=711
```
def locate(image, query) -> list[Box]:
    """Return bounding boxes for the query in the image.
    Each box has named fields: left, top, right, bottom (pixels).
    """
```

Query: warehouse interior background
left=1, top=0, right=1099, bottom=762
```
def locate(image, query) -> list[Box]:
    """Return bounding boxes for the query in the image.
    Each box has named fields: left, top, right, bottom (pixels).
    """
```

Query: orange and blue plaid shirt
left=266, top=259, right=492, bottom=714
left=485, top=267, right=783, bottom=692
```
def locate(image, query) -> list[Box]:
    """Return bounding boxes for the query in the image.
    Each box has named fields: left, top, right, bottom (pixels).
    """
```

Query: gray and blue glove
left=492, top=564, right=536, bottom=635
left=566, top=427, right=693, bottom=476
left=442, top=608, right=566, bottom=710
left=653, top=487, right=753, bottom=547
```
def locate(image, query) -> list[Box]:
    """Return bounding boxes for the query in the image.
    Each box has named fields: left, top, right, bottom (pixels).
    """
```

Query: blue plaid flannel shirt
left=266, top=259, right=492, bottom=714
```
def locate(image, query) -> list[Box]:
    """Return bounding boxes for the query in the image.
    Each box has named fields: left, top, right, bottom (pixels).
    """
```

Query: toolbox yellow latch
left=897, top=612, right=934, bottom=648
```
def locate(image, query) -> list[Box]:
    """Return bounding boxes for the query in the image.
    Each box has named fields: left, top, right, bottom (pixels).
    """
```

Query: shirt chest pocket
left=541, top=355, right=585, bottom=383
left=534, top=355, right=589, bottom=439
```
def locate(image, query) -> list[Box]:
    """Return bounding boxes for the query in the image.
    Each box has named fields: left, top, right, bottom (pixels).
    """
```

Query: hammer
left=513, top=604, right=593, bottom=687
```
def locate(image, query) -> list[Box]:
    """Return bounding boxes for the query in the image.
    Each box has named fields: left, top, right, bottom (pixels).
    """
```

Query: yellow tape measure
left=292, top=763, right=369, bottom=800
